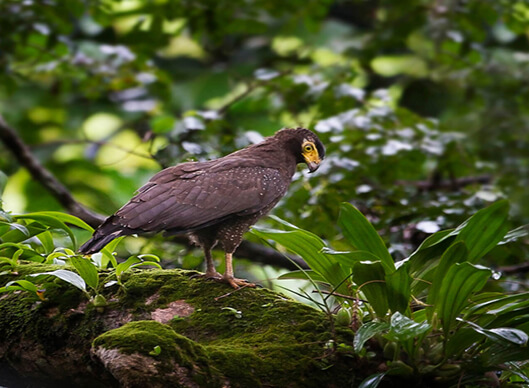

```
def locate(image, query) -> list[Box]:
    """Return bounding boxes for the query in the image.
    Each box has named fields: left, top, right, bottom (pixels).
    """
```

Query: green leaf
left=436, top=262, right=492, bottom=334
left=353, top=261, right=389, bottom=317
left=427, top=241, right=468, bottom=315
left=385, top=312, right=431, bottom=342
left=116, top=256, right=163, bottom=280
left=500, top=224, right=529, bottom=245
left=26, top=211, right=94, bottom=232
left=353, top=321, right=389, bottom=353
left=405, top=229, right=456, bottom=274
left=13, top=213, right=77, bottom=248
left=322, top=248, right=381, bottom=269
left=36, top=230, right=55, bottom=254
left=100, top=236, right=124, bottom=268
left=358, top=372, right=386, bottom=388
left=252, top=226, right=349, bottom=292
left=3, top=279, right=39, bottom=293
left=338, top=203, right=394, bottom=272
left=70, top=256, right=99, bottom=291
left=29, top=269, right=86, bottom=292
left=459, top=319, right=528, bottom=346
left=385, top=263, right=411, bottom=314
left=452, top=200, right=510, bottom=262
left=481, top=343, right=529, bottom=366
left=464, top=292, right=529, bottom=317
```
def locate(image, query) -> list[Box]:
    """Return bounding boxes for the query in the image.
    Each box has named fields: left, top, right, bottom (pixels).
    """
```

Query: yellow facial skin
left=301, top=140, right=321, bottom=172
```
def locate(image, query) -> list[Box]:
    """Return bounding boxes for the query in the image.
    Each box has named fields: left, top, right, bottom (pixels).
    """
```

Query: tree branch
left=395, top=175, right=492, bottom=191
left=0, top=115, right=306, bottom=270
left=0, top=114, right=105, bottom=228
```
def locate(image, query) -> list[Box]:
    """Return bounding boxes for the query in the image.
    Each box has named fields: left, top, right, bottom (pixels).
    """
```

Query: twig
left=395, top=175, right=492, bottom=191
left=35, top=139, right=157, bottom=162
left=0, top=114, right=105, bottom=228
left=216, top=70, right=291, bottom=114
left=497, top=263, right=529, bottom=274
left=312, top=289, right=368, bottom=303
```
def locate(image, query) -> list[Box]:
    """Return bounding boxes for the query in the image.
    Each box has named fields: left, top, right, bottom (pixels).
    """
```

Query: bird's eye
left=304, top=144, right=313, bottom=152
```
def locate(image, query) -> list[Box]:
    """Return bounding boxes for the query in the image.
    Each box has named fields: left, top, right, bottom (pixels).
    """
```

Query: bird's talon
left=206, top=272, right=224, bottom=281
left=191, top=271, right=224, bottom=281
left=224, top=276, right=256, bottom=289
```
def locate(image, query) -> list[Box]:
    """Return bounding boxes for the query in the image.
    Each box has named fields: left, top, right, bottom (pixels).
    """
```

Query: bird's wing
left=112, top=161, right=288, bottom=233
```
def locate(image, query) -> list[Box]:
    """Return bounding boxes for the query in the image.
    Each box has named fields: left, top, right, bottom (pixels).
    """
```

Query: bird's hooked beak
left=307, top=160, right=321, bottom=173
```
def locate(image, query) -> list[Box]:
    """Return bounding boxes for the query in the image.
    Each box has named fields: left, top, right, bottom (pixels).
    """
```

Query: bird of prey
left=79, top=128, right=325, bottom=288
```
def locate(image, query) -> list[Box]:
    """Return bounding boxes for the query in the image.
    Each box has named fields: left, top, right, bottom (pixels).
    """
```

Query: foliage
left=253, top=201, right=529, bottom=386
left=1, top=0, right=528, bottom=259
left=1, top=1, right=529, bottom=385
left=0, top=210, right=161, bottom=302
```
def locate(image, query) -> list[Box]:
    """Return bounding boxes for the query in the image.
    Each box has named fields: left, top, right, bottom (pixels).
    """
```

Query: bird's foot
left=191, top=271, right=223, bottom=281
left=205, top=271, right=224, bottom=281
left=223, top=275, right=256, bottom=289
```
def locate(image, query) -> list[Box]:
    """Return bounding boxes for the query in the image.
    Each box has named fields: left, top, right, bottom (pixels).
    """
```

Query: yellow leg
left=223, top=252, right=255, bottom=289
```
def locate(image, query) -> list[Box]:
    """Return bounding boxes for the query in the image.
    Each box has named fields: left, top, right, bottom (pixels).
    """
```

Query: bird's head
left=277, top=127, right=325, bottom=173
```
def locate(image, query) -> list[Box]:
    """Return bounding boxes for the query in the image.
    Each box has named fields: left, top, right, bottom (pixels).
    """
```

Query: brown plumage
left=79, top=128, right=325, bottom=288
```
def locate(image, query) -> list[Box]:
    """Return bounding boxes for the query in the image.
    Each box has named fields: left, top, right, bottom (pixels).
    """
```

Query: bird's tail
left=78, top=216, right=127, bottom=254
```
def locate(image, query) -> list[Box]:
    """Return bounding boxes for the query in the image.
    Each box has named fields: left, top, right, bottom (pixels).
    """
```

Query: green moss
left=1, top=263, right=356, bottom=387
left=93, top=321, right=221, bottom=386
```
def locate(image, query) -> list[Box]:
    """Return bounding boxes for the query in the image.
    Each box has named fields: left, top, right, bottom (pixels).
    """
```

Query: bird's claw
left=191, top=271, right=223, bottom=281
left=223, top=276, right=256, bottom=289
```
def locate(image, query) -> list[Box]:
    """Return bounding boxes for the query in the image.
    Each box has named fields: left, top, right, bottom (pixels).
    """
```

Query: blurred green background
left=1, top=0, right=528, bottom=283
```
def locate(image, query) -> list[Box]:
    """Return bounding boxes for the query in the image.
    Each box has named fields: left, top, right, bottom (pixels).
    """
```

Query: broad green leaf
left=252, top=226, right=348, bottom=292
left=500, top=224, right=529, bottom=245
left=465, top=292, right=529, bottom=317
left=385, top=312, right=431, bottom=342
left=14, top=214, right=77, bottom=248
left=481, top=343, right=529, bottom=366
left=353, top=321, right=389, bottom=353
left=358, top=372, right=386, bottom=388
left=445, top=327, right=483, bottom=357
left=427, top=242, right=468, bottom=315
left=436, top=262, right=491, bottom=334
left=20, top=211, right=94, bottom=232
left=0, top=222, right=48, bottom=243
left=29, top=269, right=86, bottom=292
left=338, top=203, right=394, bottom=272
left=44, top=252, right=69, bottom=264
left=0, top=257, right=16, bottom=266
left=116, top=256, right=163, bottom=279
left=137, top=254, right=160, bottom=262
left=70, top=256, right=99, bottom=291
left=385, top=263, right=411, bottom=314
left=353, top=261, right=389, bottom=317
left=322, top=248, right=381, bottom=269
left=405, top=229, right=456, bottom=274
left=100, top=236, right=124, bottom=268
left=4, top=279, right=39, bottom=293
left=452, top=200, right=509, bottom=262
left=459, top=319, right=528, bottom=346
left=36, top=230, right=55, bottom=254
left=131, top=261, right=162, bottom=270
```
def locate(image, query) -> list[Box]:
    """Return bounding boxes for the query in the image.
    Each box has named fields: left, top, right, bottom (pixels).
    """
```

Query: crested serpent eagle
left=79, top=128, right=325, bottom=288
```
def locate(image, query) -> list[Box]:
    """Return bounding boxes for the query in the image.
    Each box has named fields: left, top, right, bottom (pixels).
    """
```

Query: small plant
left=0, top=210, right=162, bottom=304
left=252, top=200, right=529, bottom=386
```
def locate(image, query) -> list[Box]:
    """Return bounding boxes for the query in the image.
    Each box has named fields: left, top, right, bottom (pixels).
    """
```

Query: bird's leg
left=223, top=252, right=255, bottom=289
left=204, top=246, right=222, bottom=280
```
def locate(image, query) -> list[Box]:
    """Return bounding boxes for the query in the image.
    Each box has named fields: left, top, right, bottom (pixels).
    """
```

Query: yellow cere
left=301, top=141, right=320, bottom=164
